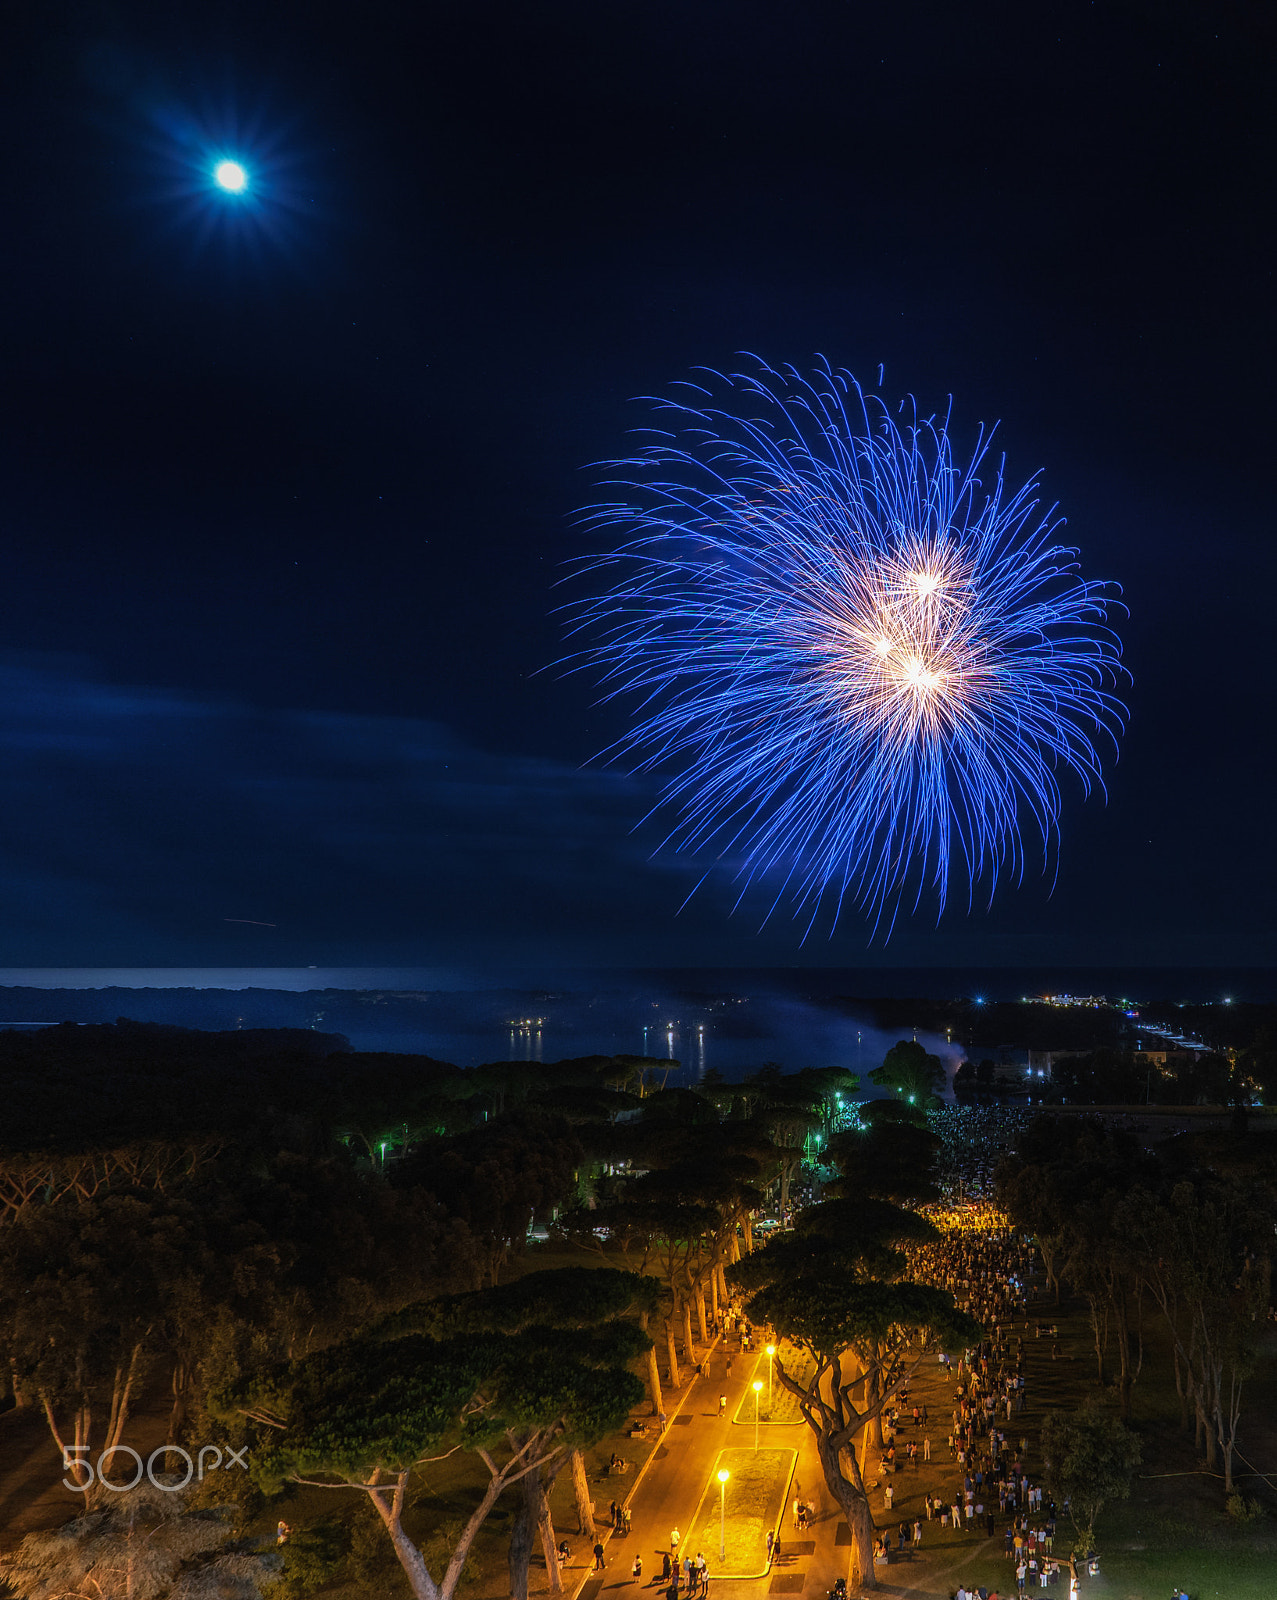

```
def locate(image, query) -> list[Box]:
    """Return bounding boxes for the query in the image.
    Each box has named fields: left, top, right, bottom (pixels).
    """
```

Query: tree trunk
left=646, top=1345, right=664, bottom=1419
left=695, top=1283, right=708, bottom=1344
left=1088, top=1298, right=1107, bottom=1387
left=168, top=1363, right=188, bottom=1444
left=571, top=1449, right=596, bottom=1538
left=438, top=1460, right=512, bottom=1600
left=815, top=1431, right=875, bottom=1590
left=863, top=1367, right=885, bottom=1450
left=533, top=1470, right=563, bottom=1593
left=508, top=1488, right=535, bottom=1600
left=367, top=1475, right=442, bottom=1600
left=1172, top=1345, right=1190, bottom=1432
left=683, top=1298, right=696, bottom=1364
left=710, top=1266, right=719, bottom=1324
left=665, top=1317, right=681, bottom=1389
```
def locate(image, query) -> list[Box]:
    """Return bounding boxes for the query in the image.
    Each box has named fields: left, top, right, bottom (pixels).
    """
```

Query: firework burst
left=563, top=358, right=1127, bottom=936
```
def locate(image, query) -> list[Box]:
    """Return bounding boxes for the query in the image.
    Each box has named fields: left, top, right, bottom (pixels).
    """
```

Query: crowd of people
left=862, top=1110, right=1080, bottom=1590
left=928, top=1105, right=1034, bottom=1203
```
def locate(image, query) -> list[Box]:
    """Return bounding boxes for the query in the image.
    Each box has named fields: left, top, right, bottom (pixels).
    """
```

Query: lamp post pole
left=718, top=1469, right=730, bottom=1561
left=753, top=1380, right=763, bottom=1451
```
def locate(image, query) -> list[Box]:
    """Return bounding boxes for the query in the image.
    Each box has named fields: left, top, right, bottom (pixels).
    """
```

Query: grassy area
left=687, top=1446, right=796, bottom=1577
left=733, top=1342, right=814, bottom=1427
left=881, top=1259, right=1277, bottom=1600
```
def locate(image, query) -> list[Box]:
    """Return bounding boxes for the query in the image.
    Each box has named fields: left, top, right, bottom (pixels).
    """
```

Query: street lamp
left=766, top=1343, right=776, bottom=1415
left=717, top=1468, right=730, bottom=1560
left=753, top=1379, right=763, bottom=1450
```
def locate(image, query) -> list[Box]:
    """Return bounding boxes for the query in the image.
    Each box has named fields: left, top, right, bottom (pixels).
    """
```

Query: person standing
left=671, top=1528, right=681, bottom=1557
left=766, top=1531, right=774, bottom=1562
left=719, top=1394, right=727, bottom=1418
left=593, top=1542, right=606, bottom=1572
left=923, top=1435, right=931, bottom=1461
left=633, top=1556, right=643, bottom=1581
left=913, top=1518, right=922, bottom=1546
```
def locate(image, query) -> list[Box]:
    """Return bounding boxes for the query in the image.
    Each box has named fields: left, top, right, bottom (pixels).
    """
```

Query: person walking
left=671, top=1528, right=681, bottom=1557
left=766, top=1531, right=775, bottom=1562
left=719, top=1394, right=727, bottom=1418
left=884, top=1481, right=894, bottom=1511
left=633, top=1556, right=643, bottom=1581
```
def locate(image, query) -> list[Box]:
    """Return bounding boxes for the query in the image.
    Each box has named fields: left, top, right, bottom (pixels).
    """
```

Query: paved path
left=572, top=1338, right=848, bottom=1600
left=567, top=1275, right=1053, bottom=1600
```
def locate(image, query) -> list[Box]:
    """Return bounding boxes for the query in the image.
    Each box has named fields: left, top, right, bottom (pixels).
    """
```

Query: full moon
left=213, top=160, right=248, bottom=194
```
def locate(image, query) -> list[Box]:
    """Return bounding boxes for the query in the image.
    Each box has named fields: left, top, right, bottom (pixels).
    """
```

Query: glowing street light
left=213, top=159, right=248, bottom=193
left=753, top=1379, right=763, bottom=1450
left=717, top=1468, right=730, bottom=1559
left=766, top=1343, right=776, bottom=1414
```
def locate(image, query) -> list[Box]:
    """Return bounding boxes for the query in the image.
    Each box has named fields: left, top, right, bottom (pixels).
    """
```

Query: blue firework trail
left=562, top=358, right=1128, bottom=938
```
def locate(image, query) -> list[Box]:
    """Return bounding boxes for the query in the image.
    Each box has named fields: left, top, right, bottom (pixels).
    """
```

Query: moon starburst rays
left=563, top=358, right=1127, bottom=936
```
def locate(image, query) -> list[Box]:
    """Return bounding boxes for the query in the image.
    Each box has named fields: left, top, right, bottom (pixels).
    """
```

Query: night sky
left=0, top=1, right=1272, bottom=970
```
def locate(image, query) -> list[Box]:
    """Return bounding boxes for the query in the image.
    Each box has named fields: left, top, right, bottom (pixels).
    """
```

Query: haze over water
left=0, top=967, right=1271, bottom=1080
